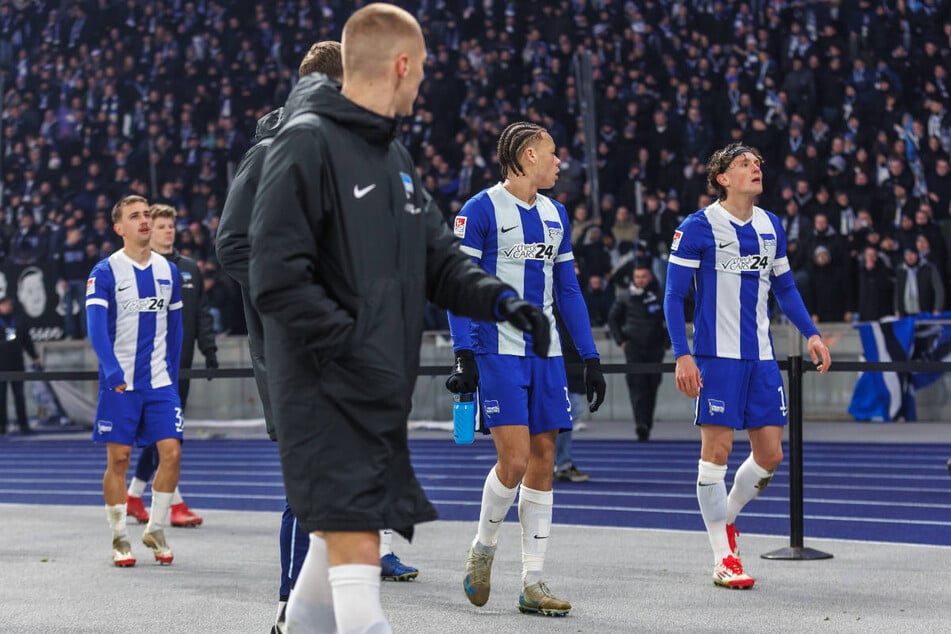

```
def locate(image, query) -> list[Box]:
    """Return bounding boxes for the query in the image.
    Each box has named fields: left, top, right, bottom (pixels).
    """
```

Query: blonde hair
left=342, top=3, right=422, bottom=80
left=149, top=203, right=176, bottom=221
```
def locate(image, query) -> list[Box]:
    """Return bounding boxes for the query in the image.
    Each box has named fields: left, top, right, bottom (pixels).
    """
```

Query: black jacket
left=607, top=279, right=668, bottom=353
left=217, top=106, right=284, bottom=439
left=0, top=311, right=38, bottom=371
left=161, top=250, right=216, bottom=367
left=248, top=78, right=515, bottom=538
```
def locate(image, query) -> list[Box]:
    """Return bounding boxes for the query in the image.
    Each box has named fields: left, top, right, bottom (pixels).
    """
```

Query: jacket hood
left=283, top=73, right=398, bottom=146
left=254, top=108, right=284, bottom=142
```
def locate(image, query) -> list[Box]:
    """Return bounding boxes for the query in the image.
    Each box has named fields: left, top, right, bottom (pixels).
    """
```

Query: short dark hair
left=706, top=143, right=764, bottom=201
left=299, top=41, right=342, bottom=80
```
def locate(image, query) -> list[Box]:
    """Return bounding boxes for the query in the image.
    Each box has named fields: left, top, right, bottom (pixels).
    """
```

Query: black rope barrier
left=6, top=357, right=950, bottom=562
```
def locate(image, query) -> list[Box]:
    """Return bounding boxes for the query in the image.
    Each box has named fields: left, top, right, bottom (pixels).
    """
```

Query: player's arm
left=217, top=142, right=268, bottom=289
left=192, top=261, right=218, bottom=361
left=166, top=263, right=184, bottom=384
left=770, top=222, right=830, bottom=373
left=249, top=123, right=355, bottom=356
left=664, top=221, right=703, bottom=397
left=443, top=195, right=511, bottom=352
left=84, top=267, right=124, bottom=390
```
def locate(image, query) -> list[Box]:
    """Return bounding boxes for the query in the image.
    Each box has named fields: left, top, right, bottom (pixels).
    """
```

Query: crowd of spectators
left=1, top=0, right=950, bottom=339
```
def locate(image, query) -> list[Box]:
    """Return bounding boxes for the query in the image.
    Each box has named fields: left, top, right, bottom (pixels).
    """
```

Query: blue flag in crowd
left=848, top=313, right=951, bottom=422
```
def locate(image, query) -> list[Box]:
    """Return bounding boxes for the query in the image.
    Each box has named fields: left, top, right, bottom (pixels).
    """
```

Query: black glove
left=205, top=353, right=219, bottom=381
left=584, top=358, right=606, bottom=412
left=498, top=295, right=550, bottom=358
left=446, top=349, right=479, bottom=394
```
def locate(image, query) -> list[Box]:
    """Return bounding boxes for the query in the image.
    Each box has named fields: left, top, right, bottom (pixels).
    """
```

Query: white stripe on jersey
left=108, top=251, right=175, bottom=390
left=486, top=185, right=564, bottom=357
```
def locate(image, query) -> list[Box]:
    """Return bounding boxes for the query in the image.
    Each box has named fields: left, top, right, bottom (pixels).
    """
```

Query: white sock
left=475, top=466, right=519, bottom=548
left=518, top=485, right=553, bottom=587
left=328, top=564, right=391, bottom=634
left=697, top=460, right=731, bottom=564
left=727, top=454, right=774, bottom=524
left=273, top=600, right=287, bottom=628
left=146, top=490, right=173, bottom=533
left=127, top=477, right=147, bottom=498
left=171, top=487, right=184, bottom=505
left=378, top=529, right=393, bottom=558
left=106, top=504, right=128, bottom=541
left=286, top=534, right=336, bottom=634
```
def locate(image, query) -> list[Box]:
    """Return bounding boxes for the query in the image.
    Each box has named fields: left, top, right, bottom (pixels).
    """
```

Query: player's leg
left=0, top=381, right=9, bottom=434
left=94, top=388, right=140, bottom=567
left=517, top=356, right=573, bottom=616
left=104, top=441, right=137, bottom=567
left=322, top=530, right=389, bottom=634
left=379, top=529, right=418, bottom=581
left=126, top=443, right=158, bottom=524
left=139, top=386, right=184, bottom=564
left=695, top=357, right=753, bottom=588
left=464, top=355, right=529, bottom=607
left=726, top=362, right=787, bottom=557
left=169, top=440, right=203, bottom=527
left=284, top=531, right=335, bottom=634
left=275, top=501, right=311, bottom=632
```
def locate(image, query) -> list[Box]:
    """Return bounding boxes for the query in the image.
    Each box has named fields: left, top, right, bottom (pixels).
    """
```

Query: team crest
left=760, top=233, right=777, bottom=249
left=400, top=172, right=415, bottom=199
left=708, top=399, right=726, bottom=415
left=484, top=400, right=501, bottom=415
left=544, top=220, right=563, bottom=240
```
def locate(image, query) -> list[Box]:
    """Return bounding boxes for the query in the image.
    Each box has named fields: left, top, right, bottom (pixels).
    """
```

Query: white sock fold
left=329, top=564, right=391, bottom=634
left=106, top=504, right=128, bottom=541
left=697, top=460, right=731, bottom=563
left=127, top=477, right=147, bottom=498
left=146, top=490, right=173, bottom=533
left=727, top=454, right=774, bottom=524
left=171, top=487, right=184, bottom=505
left=286, top=534, right=336, bottom=634
left=476, top=466, right=519, bottom=548
left=518, top=485, right=553, bottom=587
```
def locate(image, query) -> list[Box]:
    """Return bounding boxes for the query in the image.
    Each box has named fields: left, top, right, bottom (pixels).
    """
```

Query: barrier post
left=762, top=353, right=833, bottom=560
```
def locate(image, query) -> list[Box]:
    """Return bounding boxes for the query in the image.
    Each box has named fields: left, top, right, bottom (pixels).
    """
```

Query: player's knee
left=158, top=443, right=182, bottom=466
left=497, top=456, right=529, bottom=485
left=757, top=449, right=783, bottom=472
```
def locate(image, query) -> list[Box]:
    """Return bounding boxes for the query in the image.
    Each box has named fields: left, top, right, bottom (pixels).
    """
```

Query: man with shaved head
left=249, top=4, right=550, bottom=632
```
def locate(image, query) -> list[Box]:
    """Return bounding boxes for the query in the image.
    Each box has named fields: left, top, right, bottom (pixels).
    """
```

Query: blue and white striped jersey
left=85, top=251, right=183, bottom=390
left=666, top=201, right=792, bottom=361
left=448, top=183, right=598, bottom=359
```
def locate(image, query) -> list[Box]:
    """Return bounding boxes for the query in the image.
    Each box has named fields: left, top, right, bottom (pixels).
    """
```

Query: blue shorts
left=475, top=354, right=572, bottom=434
left=91, top=384, right=184, bottom=446
left=693, top=357, right=787, bottom=429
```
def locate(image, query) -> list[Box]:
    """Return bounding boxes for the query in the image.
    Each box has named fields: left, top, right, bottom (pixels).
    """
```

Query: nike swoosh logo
left=533, top=535, right=549, bottom=539
left=698, top=482, right=717, bottom=487
left=353, top=184, right=376, bottom=199
left=488, top=518, right=503, bottom=524
left=718, top=241, right=735, bottom=249
left=117, top=284, right=132, bottom=292
left=500, top=225, right=518, bottom=233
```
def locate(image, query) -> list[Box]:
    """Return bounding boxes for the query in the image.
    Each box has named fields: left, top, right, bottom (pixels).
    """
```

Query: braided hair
left=497, top=122, right=546, bottom=180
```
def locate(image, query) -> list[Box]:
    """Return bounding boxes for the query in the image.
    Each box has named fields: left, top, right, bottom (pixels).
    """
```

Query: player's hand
left=205, top=352, right=219, bottom=381
left=113, top=384, right=127, bottom=393
left=498, top=296, right=550, bottom=358
left=675, top=354, right=702, bottom=398
left=807, top=334, right=831, bottom=374
left=584, top=358, right=606, bottom=412
left=445, top=349, right=479, bottom=394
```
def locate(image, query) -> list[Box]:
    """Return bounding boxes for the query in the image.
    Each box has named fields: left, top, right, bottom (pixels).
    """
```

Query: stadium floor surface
left=1, top=419, right=949, bottom=633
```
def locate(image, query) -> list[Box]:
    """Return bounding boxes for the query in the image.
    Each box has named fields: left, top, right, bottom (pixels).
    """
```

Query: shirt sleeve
left=446, top=196, right=490, bottom=352
left=769, top=220, right=819, bottom=340
left=166, top=263, right=183, bottom=383
left=552, top=203, right=598, bottom=359
left=663, top=217, right=703, bottom=358
left=85, top=263, right=124, bottom=388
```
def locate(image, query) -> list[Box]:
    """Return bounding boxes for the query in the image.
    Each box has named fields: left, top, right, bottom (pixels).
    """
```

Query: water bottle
left=452, top=392, right=475, bottom=445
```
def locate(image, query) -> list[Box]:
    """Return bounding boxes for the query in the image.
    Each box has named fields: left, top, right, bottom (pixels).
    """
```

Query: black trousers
left=0, top=379, right=29, bottom=432
left=623, top=345, right=665, bottom=431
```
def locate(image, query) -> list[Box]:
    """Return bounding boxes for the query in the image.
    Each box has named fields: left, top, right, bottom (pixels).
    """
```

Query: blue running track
left=1, top=438, right=949, bottom=547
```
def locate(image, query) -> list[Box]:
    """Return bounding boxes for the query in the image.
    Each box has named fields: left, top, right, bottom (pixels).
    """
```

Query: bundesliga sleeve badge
left=454, top=216, right=467, bottom=238
left=671, top=229, right=683, bottom=253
